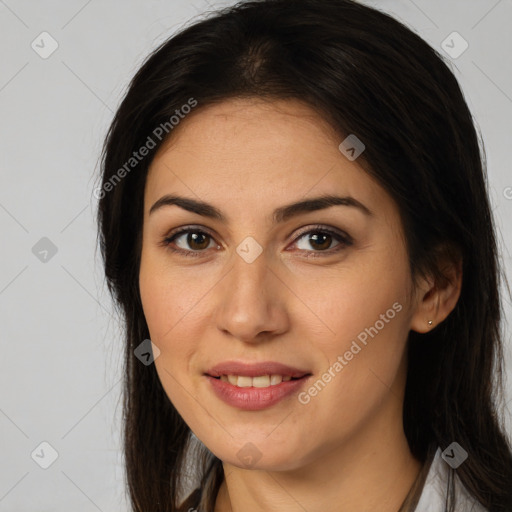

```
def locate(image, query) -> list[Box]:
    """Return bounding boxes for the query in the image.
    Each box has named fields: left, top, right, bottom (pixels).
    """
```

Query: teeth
left=237, top=376, right=252, bottom=387
left=271, top=374, right=283, bottom=385
left=218, top=374, right=294, bottom=388
left=253, top=375, right=270, bottom=387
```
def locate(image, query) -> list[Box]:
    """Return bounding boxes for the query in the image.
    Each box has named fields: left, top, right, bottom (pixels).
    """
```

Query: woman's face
left=139, top=97, right=427, bottom=470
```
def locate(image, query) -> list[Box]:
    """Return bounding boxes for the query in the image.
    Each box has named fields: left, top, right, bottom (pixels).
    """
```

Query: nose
left=213, top=250, right=290, bottom=344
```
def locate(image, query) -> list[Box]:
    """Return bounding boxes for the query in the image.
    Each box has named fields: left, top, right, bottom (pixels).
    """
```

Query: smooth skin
left=138, top=98, right=462, bottom=512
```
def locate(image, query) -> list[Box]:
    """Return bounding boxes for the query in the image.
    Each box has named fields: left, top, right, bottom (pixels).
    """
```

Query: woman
left=95, top=0, right=512, bottom=510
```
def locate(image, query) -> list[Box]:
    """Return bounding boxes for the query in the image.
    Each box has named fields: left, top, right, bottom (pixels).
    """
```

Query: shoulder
left=414, top=447, right=487, bottom=512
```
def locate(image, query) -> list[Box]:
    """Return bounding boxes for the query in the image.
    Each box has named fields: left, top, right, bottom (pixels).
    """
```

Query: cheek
left=139, top=250, right=211, bottom=374
left=139, top=263, right=200, bottom=416
left=291, top=308, right=409, bottom=461
left=295, top=257, right=409, bottom=352
left=293, top=254, right=410, bottom=414
left=139, top=250, right=199, bottom=341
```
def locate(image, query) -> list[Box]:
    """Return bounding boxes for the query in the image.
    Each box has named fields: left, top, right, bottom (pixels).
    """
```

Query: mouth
left=206, top=360, right=310, bottom=378
left=208, top=374, right=306, bottom=388
left=204, top=361, right=312, bottom=410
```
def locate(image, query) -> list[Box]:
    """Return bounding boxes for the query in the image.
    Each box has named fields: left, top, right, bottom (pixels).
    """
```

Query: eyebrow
left=149, top=194, right=374, bottom=223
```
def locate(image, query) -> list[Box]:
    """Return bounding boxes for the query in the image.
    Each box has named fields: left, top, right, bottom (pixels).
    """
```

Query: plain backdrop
left=1, top=0, right=511, bottom=510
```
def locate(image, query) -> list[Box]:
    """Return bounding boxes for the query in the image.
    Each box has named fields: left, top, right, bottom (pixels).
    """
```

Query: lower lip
left=206, top=375, right=310, bottom=411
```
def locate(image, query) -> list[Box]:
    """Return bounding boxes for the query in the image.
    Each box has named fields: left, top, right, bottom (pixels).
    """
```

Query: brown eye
left=302, top=232, right=334, bottom=251
left=162, top=228, right=217, bottom=256
left=183, top=232, right=211, bottom=250
left=162, top=225, right=352, bottom=258
left=293, top=227, right=352, bottom=255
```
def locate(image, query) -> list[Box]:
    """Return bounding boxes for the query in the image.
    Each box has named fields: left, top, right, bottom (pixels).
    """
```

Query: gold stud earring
left=428, top=320, right=433, bottom=326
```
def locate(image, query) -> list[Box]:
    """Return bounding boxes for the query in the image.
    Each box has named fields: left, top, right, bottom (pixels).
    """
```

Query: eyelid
left=291, top=224, right=352, bottom=243
left=163, top=224, right=218, bottom=244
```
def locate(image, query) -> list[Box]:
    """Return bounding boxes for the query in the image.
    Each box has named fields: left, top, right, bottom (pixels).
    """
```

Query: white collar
left=414, top=447, right=487, bottom=512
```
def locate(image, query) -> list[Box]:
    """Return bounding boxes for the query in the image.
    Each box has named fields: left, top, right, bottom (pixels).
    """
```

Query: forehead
left=149, top=97, right=343, bottom=169
left=144, top=98, right=393, bottom=224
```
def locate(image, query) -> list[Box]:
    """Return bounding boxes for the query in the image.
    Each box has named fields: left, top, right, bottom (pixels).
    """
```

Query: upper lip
left=206, top=361, right=311, bottom=379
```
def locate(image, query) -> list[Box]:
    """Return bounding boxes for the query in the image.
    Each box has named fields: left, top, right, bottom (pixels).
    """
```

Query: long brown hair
left=96, top=0, right=512, bottom=510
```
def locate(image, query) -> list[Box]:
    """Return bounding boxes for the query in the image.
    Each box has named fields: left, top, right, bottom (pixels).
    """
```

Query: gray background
left=1, top=0, right=511, bottom=510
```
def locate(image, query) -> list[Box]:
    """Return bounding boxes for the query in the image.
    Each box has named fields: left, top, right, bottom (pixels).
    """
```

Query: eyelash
left=160, top=224, right=353, bottom=258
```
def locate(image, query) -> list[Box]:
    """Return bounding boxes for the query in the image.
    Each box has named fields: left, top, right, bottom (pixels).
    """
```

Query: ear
left=410, top=250, right=463, bottom=334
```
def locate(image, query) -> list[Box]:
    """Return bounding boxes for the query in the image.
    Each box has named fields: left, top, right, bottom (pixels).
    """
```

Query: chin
left=206, top=438, right=307, bottom=472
